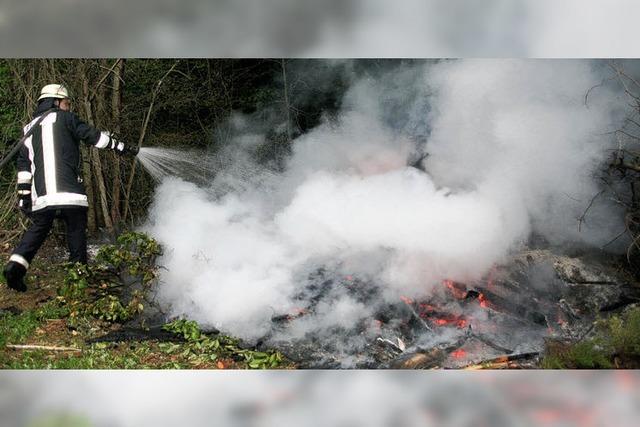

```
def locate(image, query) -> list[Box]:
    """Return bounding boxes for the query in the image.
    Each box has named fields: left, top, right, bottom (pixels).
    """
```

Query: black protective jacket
left=16, top=99, right=117, bottom=211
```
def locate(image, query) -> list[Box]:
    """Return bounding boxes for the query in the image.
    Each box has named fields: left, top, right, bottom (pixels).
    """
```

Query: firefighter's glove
left=107, top=134, right=129, bottom=157
left=16, top=181, right=32, bottom=215
left=114, top=141, right=127, bottom=156
left=114, top=142, right=138, bottom=157
left=17, top=193, right=32, bottom=216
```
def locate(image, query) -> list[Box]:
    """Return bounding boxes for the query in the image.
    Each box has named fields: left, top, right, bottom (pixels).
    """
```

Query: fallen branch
left=6, top=344, right=82, bottom=352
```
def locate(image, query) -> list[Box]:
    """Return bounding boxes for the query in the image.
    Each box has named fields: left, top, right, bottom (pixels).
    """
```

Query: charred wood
left=462, top=352, right=539, bottom=370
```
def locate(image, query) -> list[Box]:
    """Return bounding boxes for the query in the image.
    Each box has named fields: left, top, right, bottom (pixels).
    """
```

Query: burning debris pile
left=141, top=60, right=637, bottom=369
left=262, top=249, right=639, bottom=368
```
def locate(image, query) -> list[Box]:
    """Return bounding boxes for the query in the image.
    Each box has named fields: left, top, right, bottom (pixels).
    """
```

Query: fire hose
left=0, top=109, right=56, bottom=171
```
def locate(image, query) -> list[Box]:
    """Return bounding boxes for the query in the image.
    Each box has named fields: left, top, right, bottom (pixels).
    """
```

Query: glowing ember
left=400, top=295, right=414, bottom=305
left=429, top=316, right=468, bottom=328
left=442, top=279, right=467, bottom=299
left=451, top=349, right=466, bottom=359
left=478, top=293, right=489, bottom=308
left=419, top=303, right=438, bottom=312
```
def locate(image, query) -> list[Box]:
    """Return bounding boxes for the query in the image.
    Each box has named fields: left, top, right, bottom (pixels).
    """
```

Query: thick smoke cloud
left=423, top=60, right=625, bottom=247
left=144, top=60, right=626, bottom=346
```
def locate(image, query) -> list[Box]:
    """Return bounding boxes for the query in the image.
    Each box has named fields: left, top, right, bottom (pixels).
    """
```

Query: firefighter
left=3, top=84, right=136, bottom=292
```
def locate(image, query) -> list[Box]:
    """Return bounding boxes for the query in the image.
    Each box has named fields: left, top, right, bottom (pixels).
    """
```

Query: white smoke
left=423, top=60, right=624, bottom=246
left=144, top=60, right=626, bottom=345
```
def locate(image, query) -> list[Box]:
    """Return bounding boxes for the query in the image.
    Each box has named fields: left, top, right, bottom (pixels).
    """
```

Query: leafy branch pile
left=58, top=232, right=161, bottom=324
left=162, top=319, right=285, bottom=369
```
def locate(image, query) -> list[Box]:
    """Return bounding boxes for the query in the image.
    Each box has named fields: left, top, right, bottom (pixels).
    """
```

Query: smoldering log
left=462, top=352, right=540, bottom=370
left=388, top=347, right=449, bottom=369
left=388, top=335, right=469, bottom=369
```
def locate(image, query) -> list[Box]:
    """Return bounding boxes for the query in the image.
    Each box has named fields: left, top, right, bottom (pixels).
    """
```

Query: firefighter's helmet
left=38, top=84, right=70, bottom=101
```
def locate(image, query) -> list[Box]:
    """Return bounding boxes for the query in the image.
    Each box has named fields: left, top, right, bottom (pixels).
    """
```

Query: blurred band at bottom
left=1, top=370, right=638, bottom=427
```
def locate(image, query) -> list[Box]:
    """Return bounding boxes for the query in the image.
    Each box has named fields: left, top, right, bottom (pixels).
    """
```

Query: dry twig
left=6, top=344, right=82, bottom=352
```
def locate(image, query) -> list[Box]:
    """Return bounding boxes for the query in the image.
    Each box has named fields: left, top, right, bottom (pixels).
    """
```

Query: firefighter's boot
left=3, top=261, right=27, bottom=292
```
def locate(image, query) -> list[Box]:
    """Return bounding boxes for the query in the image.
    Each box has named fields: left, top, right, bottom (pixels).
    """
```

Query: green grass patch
left=542, top=340, right=613, bottom=369
left=1, top=342, right=152, bottom=369
left=0, top=310, right=40, bottom=347
left=542, top=305, right=640, bottom=369
left=0, top=300, right=70, bottom=347
left=597, top=306, right=640, bottom=358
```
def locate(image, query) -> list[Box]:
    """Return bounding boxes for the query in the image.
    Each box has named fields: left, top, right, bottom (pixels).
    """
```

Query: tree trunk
left=81, top=67, right=113, bottom=233
left=122, top=60, right=179, bottom=222
left=74, top=63, right=97, bottom=233
left=110, top=59, right=124, bottom=227
left=281, top=59, right=292, bottom=142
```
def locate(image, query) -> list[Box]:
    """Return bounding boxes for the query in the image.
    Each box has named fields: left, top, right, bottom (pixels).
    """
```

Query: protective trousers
left=11, top=207, right=88, bottom=268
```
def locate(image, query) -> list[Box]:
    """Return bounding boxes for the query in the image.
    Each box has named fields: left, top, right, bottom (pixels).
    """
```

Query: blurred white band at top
left=0, top=0, right=639, bottom=57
